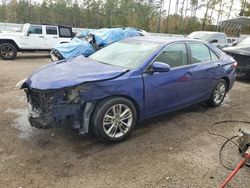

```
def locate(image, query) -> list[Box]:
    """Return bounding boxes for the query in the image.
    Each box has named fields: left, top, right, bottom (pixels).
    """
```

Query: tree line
left=0, top=0, right=249, bottom=34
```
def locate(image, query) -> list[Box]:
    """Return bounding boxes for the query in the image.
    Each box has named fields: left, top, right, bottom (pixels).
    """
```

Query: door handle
left=53, top=36, right=58, bottom=38
left=39, top=36, right=44, bottom=38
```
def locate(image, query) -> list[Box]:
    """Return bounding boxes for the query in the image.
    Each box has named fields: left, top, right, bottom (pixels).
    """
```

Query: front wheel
left=206, top=79, right=227, bottom=107
left=92, top=97, right=137, bottom=142
left=0, top=43, right=17, bottom=60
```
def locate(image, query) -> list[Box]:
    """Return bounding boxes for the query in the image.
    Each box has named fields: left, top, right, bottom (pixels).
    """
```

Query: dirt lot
left=0, top=53, right=250, bottom=188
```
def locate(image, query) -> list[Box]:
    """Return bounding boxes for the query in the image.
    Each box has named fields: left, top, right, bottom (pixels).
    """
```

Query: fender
left=0, top=37, right=21, bottom=50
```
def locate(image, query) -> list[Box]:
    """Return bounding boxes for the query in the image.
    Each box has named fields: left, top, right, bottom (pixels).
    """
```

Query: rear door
left=44, top=26, right=59, bottom=49
left=188, top=42, right=222, bottom=101
left=143, top=42, right=194, bottom=116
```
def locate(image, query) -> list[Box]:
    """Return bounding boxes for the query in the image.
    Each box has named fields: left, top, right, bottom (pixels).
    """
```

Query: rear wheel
left=92, top=97, right=137, bottom=142
left=206, top=79, right=227, bottom=107
left=0, top=43, right=17, bottom=60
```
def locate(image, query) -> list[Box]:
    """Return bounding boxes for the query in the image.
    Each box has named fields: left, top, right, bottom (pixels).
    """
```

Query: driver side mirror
left=151, top=61, right=171, bottom=73
left=209, top=39, right=218, bottom=44
left=26, top=31, right=31, bottom=36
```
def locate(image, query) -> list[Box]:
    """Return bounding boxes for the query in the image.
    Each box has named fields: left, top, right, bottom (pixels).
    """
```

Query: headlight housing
left=63, top=85, right=91, bottom=103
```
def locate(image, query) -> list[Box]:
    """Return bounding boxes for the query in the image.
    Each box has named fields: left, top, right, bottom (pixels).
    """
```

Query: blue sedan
left=20, top=36, right=237, bottom=142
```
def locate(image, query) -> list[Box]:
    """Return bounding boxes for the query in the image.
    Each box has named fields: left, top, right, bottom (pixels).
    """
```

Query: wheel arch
left=0, top=39, right=20, bottom=51
left=221, top=76, right=230, bottom=91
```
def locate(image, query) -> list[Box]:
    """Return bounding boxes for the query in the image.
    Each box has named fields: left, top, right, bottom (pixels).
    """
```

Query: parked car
left=223, top=37, right=250, bottom=76
left=18, top=36, right=236, bottom=142
left=0, top=23, right=74, bottom=60
left=187, top=31, right=228, bottom=49
left=227, top=37, right=238, bottom=46
left=50, top=27, right=143, bottom=61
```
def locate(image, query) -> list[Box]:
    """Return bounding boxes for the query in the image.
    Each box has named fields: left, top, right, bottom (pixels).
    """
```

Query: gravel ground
left=0, top=53, right=249, bottom=188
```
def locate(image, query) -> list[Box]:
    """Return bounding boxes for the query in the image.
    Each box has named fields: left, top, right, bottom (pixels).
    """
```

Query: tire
left=206, top=79, right=227, bottom=107
left=91, top=97, right=137, bottom=142
left=0, top=43, right=17, bottom=60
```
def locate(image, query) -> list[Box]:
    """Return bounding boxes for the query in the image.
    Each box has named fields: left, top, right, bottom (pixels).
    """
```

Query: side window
left=189, top=43, right=211, bottom=63
left=46, top=27, right=57, bottom=35
left=154, top=43, right=188, bottom=68
left=210, top=50, right=219, bottom=61
left=215, top=34, right=227, bottom=43
left=28, top=25, right=42, bottom=34
left=59, top=27, right=72, bottom=38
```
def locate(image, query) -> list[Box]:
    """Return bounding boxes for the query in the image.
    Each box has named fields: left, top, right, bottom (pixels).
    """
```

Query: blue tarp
left=53, top=28, right=142, bottom=59
left=90, top=28, right=141, bottom=47
left=76, top=29, right=97, bottom=38
left=54, top=37, right=96, bottom=59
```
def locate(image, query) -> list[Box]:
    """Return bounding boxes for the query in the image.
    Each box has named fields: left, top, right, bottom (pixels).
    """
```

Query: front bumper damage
left=26, top=89, right=94, bottom=134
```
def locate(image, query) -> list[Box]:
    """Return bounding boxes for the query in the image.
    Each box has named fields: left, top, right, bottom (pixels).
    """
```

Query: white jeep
left=0, top=23, right=74, bottom=60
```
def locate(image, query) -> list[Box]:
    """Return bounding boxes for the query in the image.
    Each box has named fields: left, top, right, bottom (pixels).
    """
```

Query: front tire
left=206, top=79, right=227, bottom=107
left=0, top=43, right=17, bottom=60
left=92, top=97, right=137, bottom=142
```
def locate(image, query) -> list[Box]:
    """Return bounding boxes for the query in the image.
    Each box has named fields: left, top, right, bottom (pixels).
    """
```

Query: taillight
left=233, top=61, right=237, bottom=67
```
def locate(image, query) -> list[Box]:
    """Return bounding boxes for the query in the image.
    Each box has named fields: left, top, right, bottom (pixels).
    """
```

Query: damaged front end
left=18, top=55, right=128, bottom=133
left=23, top=86, right=94, bottom=134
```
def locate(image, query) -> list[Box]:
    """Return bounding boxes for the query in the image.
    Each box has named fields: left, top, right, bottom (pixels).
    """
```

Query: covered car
left=222, top=37, right=250, bottom=76
left=50, top=27, right=143, bottom=61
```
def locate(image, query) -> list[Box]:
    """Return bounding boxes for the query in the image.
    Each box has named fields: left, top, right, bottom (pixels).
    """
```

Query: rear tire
left=92, top=97, right=137, bottom=142
left=0, top=43, right=17, bottom=60
left=206, top=79, right=227, bottom=107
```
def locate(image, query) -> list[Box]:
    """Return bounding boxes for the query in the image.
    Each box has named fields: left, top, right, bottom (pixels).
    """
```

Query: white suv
left=187, top=31, right=228, bottom=49
left=0, top=23, right=74, bottom=60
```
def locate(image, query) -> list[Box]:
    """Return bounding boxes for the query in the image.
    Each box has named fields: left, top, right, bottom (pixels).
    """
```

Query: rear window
left=189, top=43, right=211, bottom=63
left=46, top=26, right=57, bottom=35
left=59, top=27, right=72, bottom=38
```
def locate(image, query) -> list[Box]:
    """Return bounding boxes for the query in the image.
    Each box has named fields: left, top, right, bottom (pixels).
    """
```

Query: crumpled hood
left=24, top=56, right=128, bottom=90
left=222, top=46, right=250, bottom=56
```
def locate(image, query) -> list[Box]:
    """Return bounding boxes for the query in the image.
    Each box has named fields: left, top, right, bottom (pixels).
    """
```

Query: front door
left=143, top=43, right=194, bottom=116
left=23, top=25, right=46, bottom=49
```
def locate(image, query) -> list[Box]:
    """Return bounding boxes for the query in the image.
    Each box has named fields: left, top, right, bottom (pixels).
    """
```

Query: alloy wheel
left=213, top=81, right=226, bottom=105
left=1, top=46, right=14, bottom=58
left=103, top=104, right=133, bottom=138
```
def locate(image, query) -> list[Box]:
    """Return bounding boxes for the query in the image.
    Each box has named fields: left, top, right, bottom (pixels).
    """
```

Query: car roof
left=123, top=36, right=205, bottom=45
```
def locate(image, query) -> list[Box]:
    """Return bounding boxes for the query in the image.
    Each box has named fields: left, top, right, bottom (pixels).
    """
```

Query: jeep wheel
left=0, top=43, right=17, bottom=60
left=92, top=97, right=137, bottom=142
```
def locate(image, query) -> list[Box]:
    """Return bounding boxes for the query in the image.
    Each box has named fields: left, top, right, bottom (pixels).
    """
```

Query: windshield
left=237, top=37, right=250, bottom=47
left=187, top=32, right=213, bottom=41
left=89, top=40, right=160, bottom=69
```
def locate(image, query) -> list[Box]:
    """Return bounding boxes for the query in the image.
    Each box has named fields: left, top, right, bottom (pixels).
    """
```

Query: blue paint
left=24, top=37, right=236, bottom=130
left=25, top=55, right=127, bottom=90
